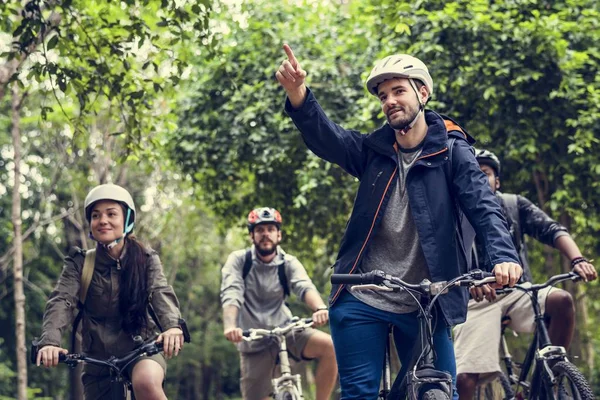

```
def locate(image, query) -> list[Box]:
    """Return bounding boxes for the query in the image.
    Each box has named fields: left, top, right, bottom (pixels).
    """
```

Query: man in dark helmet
left=454, top=149, right=597, bottom=399
left=220, top=207, right=337, bottom=400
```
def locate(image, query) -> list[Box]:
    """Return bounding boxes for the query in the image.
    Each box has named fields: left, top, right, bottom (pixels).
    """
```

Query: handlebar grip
left=469, top=269, right=495, bottom=280
left=179, top=319, right=192, bottom=343
left=242, top=330, right=250, bottom=337
left=331, top=272, right=378, bottom=284
left=30, top=339, right=39, bottom=365
left=58, top=353, right=67, bottom=362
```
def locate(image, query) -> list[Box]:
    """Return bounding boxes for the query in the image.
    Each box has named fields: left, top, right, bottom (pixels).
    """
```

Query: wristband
left=315, top=306, right=328, bottom=312
left=571, top=257, right=588, bottom=268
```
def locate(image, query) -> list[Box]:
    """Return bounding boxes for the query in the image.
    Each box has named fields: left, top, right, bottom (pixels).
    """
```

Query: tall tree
left=10, top=80, right=27, bottom=400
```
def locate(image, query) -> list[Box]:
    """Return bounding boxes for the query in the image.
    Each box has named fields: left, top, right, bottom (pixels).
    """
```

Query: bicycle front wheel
left=420, top=388, right=450, bottom=400
left=274, top=388, right=301, bottom=400
left=548, top=361, right=594, bottom=400
left=475, top=373, right=515, bottom=400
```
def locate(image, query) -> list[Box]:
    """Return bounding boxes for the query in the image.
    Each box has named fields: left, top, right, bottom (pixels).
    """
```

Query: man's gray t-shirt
left=220, top=246, right=318, bottom=353
left=352, top=147, right=430, bottom=313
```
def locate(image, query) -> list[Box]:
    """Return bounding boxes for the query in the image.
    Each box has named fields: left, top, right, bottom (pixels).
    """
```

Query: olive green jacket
left=38, top=241, right=181, bottom=372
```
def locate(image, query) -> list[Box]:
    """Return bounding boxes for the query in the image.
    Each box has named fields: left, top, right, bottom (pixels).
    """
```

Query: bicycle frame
left=271, top=329, right=303, bottom=398
left=497, top=273, right=579, bottom=400
left=380, top=325, right=393, bottom=399
left=243, top=318, right=312, bottom=399
left=334, top=269, right=495, bottom=399
left=32, top=320, right=191, bottom=400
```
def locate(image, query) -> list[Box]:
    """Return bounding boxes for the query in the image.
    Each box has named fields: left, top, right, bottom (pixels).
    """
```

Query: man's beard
left=387, top=103, right=420, bottom=131
left=255, top=240, right=278, bottom=256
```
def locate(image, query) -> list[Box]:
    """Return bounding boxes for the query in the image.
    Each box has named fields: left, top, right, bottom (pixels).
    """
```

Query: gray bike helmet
left=474, top=148, right=501, bottom=177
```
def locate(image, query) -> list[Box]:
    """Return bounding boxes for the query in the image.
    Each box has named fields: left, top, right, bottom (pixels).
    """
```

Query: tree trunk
left=11, top=82, right=27, bottom=400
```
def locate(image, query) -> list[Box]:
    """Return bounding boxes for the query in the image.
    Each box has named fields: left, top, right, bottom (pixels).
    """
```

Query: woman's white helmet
left=84, top=184, right=136, bottom=235
left=365, top=54, right=434, bottom=98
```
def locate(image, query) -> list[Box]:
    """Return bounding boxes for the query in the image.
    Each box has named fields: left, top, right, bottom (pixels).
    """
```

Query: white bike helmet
left=84, top=184, right=136, bottom=247
left=365, top=54, right=434, bottom=98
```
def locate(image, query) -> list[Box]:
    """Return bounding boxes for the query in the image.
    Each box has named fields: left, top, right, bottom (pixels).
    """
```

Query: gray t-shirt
left=220, top=245, right=318, bottom=353
left=352, top=147, right=430, bottom=313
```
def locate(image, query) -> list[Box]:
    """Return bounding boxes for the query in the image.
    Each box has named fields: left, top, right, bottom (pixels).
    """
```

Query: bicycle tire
left=274, top=388, right=300, bottom=400
left=550, top=360, right=594, bottom=400
left=497, top=373, right=515, bottom=400
left=420, top=388, right=450, bottom=400
left=474, top=373, right=515, bottom=400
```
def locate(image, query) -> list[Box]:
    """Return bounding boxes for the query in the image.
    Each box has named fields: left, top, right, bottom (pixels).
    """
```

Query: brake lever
left=350, top=284, right=394, bottom=292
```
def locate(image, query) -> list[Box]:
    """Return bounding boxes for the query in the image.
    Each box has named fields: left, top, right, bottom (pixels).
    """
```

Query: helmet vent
left=403, top=64, right=414, bottom=69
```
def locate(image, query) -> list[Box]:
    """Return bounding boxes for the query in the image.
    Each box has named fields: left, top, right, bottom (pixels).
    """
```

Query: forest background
left=1, top=0, right=599, bottom=398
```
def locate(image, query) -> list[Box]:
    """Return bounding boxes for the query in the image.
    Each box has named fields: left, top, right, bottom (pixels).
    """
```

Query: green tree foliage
left=170, top=0, right=377, bottom=271
left=1, top=0, right=212, bottom=152
left=172, top=0, right=600, bottom=393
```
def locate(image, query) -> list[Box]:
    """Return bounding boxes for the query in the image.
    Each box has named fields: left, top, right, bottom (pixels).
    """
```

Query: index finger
left=283, top=43, right=298, bottom=66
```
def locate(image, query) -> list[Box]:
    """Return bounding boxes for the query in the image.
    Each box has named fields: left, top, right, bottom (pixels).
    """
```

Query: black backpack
left=242, top=249, right=290, bottom=297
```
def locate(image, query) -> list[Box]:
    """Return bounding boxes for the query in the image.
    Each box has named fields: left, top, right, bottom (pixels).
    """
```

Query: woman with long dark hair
left=36, top=184, right=184, bottom=399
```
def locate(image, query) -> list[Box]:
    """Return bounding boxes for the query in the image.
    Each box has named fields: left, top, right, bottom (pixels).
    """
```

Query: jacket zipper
left=331, top=166, right=398, bottom=303
left=371, top=171, right=383, bottom=193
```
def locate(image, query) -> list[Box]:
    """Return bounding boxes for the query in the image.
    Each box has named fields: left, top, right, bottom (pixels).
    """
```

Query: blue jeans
left=329, top=290, right=459, bottom=400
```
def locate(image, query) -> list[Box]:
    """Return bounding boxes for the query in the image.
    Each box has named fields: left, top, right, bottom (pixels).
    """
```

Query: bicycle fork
left=406, top=312, right=453, bottom=399
left=272, top=335, right=303, bottom=398
left=380, top=325, right=393, bottom=399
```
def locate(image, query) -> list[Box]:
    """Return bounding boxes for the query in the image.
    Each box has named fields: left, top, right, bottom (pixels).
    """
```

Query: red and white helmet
left=247, top=207, right=282, bottom=232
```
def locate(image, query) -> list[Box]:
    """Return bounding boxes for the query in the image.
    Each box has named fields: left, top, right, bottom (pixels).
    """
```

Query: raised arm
left=276, top=43, right=307, bottom=108
left=277, top=44, right=369, bottom=178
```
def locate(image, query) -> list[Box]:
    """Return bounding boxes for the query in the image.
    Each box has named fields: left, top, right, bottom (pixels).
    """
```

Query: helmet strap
left=123, top=208, right=135, bottom=234
left=398, top=79, right=425, bottom=136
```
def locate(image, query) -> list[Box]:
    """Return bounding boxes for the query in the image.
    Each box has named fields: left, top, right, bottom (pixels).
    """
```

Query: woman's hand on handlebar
left=470, top=284, right=497, bottom=303
left=36, top=345, right=68, bottom=368
left=311, top=309, right=329, bottom=327
left=157, top=327, right=184, bottom=359
left=491, top=262, right=522, bottom=287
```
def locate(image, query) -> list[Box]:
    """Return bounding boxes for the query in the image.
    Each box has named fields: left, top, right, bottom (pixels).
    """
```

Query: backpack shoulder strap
left=79, top=249, right=96, bottom=305
left=71, top=248, right=95, bottom=352
left=444, top=136, right=476, bottom=271
left=242, top=249, right=253, bottom=279
left=498, top=193, right=522, bottom=251
left=278, top=262, right=290, bottom=298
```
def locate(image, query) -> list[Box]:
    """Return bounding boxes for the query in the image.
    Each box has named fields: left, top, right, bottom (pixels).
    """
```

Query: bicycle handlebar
left=331, top=269, right=496, bottom=296
left=495, top=272, right=581, bottom=295
left=31, top=319, right=192, bottom=367
left=242, top=317, right=314, bottom=341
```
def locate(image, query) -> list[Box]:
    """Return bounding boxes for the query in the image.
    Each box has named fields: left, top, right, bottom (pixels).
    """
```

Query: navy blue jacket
left=285, top=88, right=519, bottom=325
